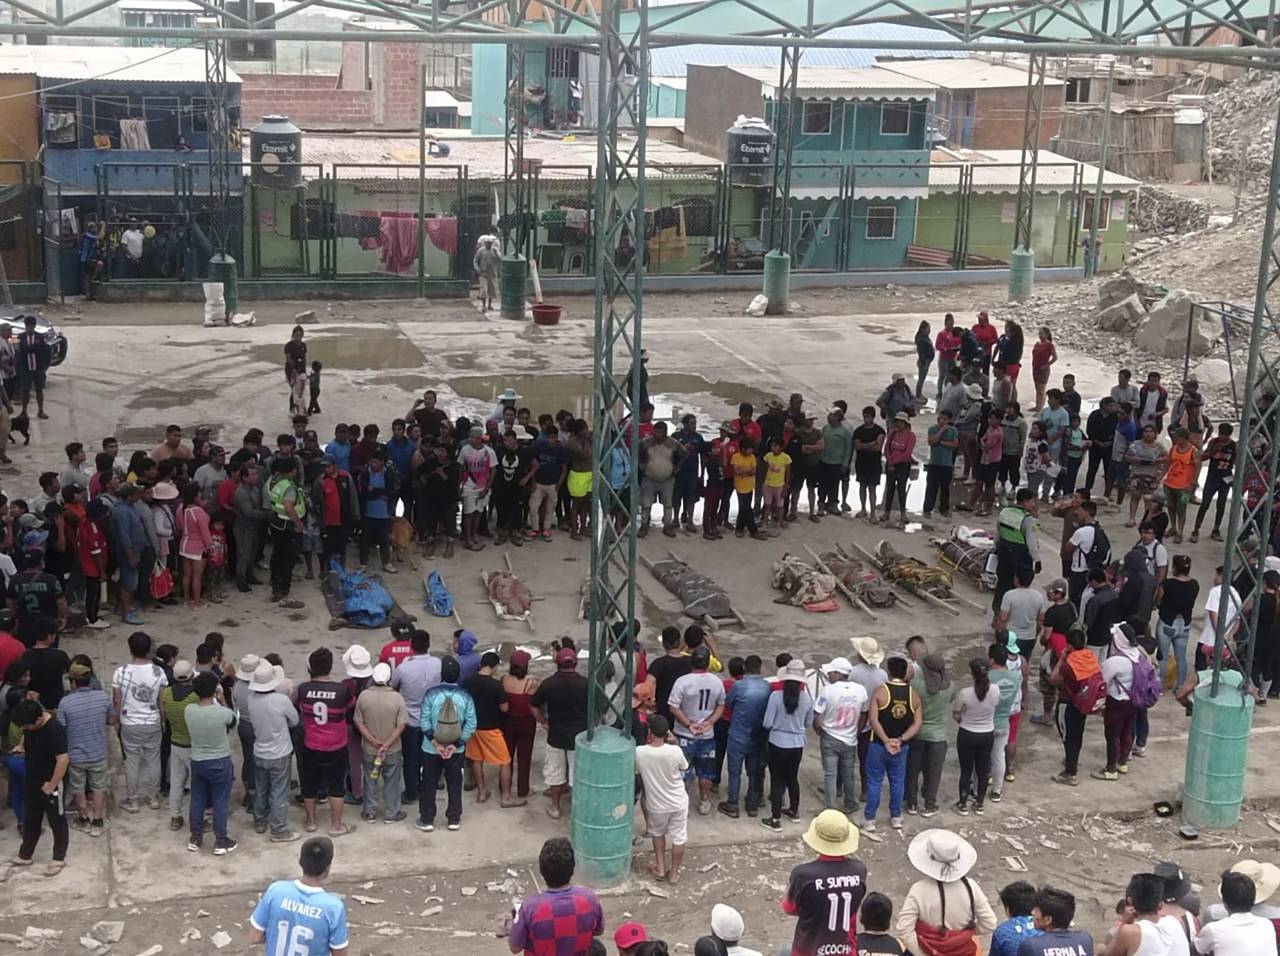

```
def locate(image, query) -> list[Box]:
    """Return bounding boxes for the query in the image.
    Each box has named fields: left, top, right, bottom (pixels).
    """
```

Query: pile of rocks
left=1205, top=69, right=1280, bottom=181
left=1093, top=272, right=1221, bottom=358
left=1130, top=185, right=1211, bottom=236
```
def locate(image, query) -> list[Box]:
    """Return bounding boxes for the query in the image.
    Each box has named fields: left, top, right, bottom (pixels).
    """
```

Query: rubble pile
left=1131, top=185, right=1211, bottom=236
left=1205, top=69, right=1280, bottom=181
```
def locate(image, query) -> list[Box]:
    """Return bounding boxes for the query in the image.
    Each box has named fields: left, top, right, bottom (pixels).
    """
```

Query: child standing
left=78, top=499, right=111, bottom=629
left=730, top=438, right=766, bottom=540
left=206, top=518, right=228, bottom=601
left=761, top=437, right=791, bottom=531
left=307, top=361, right=322, bottom=415
left=856, top=892, right=909, bottom=955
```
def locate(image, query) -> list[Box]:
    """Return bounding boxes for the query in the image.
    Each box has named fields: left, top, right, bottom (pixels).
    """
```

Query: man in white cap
left=896, top=829, right=996, bottom=953
left=473, top=235, right=501, bottom=312
left=458, top=426, right=497, bottom=552
left=709, top=903, right=763, bottom=956
left=813, top=656, right=867, bottom=816
left=782, top=809, right=867, bottom=954
left=354, top=661, right=407, bottom=824
left=247, top=661, right=301, bottom=843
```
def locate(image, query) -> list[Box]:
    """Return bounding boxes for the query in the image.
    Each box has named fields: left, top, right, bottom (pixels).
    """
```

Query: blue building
left=0, top=45, right=244, bottom=290
left=684, top=64, right=936, bottom=271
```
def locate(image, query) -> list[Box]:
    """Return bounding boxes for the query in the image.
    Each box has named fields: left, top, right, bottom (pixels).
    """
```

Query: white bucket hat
left=908, top=829, right=978, bottom=883
left=249, top=661, right=282, bottom=693
left=775, top=659, right=808, bottom=684
left=343, top=644, right=373, bottom=679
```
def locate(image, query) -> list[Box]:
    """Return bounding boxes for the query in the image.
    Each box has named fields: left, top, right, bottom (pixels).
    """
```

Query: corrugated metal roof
left=928, top=148, right=1140, bottom=192
left=729, top=65, right=936, bottom=100
left=299, top=132, right=720, bottom=181
left=0, top=45, right=240, bottom=83
left=648, top=24, right=967, bottom=77
left=878, top=59, right=1064, bottom=90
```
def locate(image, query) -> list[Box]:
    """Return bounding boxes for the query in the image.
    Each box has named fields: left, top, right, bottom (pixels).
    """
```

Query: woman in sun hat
left=759, top=659, right=813, bottom=833
left=896, top=828, right=997, bottom=955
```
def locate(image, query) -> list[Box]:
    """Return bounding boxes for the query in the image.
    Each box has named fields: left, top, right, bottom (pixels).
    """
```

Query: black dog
left=9, top=411, right=29, bottom=445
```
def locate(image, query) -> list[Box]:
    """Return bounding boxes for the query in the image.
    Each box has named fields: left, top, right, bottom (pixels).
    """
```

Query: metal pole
left=1209, top=97, right=1280, bottom=696
left=1084, top=59, right=1115, bottom=279
left=417, top=61, right=427, bottom=298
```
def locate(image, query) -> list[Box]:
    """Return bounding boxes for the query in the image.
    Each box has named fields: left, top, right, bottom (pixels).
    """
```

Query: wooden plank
left=802, top=544, right=878, bottom=620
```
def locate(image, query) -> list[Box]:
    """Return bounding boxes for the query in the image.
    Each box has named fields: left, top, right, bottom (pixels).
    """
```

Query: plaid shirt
left=509, top=886, right=604, bottom=956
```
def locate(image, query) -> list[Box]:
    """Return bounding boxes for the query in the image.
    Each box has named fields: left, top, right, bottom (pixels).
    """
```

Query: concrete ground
left=2, top=289, right=1276, bottom=955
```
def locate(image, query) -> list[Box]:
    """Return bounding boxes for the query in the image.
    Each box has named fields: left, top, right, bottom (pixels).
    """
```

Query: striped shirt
left=55, top=687, right=113, bottom=764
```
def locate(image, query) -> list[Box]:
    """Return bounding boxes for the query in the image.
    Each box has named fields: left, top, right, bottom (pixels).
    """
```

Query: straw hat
left=850, top=636, right=884, bottom=667
left=238, top=653, right=261, bottom=679
left=802, top=809, right=860, bottom=857
left=1230, top=860, right=1280, bottom=902
left=152, top=481, right=179, bottom=501
left=909, top=830, right=977, bottom=883
left=775, top=659, right=807, bottom=684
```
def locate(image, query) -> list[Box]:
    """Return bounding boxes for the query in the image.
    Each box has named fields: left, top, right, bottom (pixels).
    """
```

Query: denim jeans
left=904, top=738, right=945, bottom=811
left=419, top=751, right=464, bottom=826
left=190, top=755, right=234, bottom=842
left=1157, top=618, right=1189, bottom=691
left=819, top=732, right=858, bottom=813
left=402, top=726, right=423, bottom=802
left=363, top=750, right=403, bottom=820
left=724, top=732, right=765, bottom=808
left=863, top=740, right=908, bottom=822
left=4, top=752, right=26, bottom=823
left=237, top=723, right=256, bottom=800
left=254, top=754, right=293, bottom=836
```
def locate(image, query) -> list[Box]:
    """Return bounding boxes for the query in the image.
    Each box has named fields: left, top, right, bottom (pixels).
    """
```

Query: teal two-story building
left=684, top=64, right=936, bottom=271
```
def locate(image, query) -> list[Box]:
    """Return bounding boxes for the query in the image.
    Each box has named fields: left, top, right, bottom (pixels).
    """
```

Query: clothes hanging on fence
left=336, top=213, right=380, bottom=240
left=564, top=207, right=588, bottom=236
left=424, top=216, right=458, bottom=255
left=378, top=214, right=419, bottom=274
left=44, top=111, right=76, bottom=146
left=677, top=200, right=714, bottom=237
left=645, top=205, right=686, bottom=260
left=119, top=118, right=151, bottom=151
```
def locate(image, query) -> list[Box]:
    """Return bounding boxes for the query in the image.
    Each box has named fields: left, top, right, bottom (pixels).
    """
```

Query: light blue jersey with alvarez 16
left=251, top=880, right=349, bottom=955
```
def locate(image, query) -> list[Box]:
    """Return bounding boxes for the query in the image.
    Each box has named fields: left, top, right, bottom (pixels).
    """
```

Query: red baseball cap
left=614, top=923, right=648, bottom=949
left=555, top=647, right=578, bottom=668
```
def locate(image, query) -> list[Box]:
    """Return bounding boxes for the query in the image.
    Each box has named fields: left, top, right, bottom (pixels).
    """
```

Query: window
left=92, top=96, right=130, bottom=141
left=880, top=103, right=910, bottom=135
left=1065, top=77, right=1092, bottom=103
left=1081, top=196, right=1110, bottom=231
left=548, top=47, right=578, bottom=79
left=865, top=205, right=896, bottom=240
left=802, top=101, right=832, bottom=135
left=187, top=97, right=209, bottom=134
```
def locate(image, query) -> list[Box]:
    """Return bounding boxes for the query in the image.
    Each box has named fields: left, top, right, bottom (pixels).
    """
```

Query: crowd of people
left=0, top=316, right=1274, bottom=955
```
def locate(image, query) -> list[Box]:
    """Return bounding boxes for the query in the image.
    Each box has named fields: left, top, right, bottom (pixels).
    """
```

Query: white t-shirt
left=634, top=742, right=690, bottom=815
left=112, top=662, right=168, bottom=727
left=122, top=228, right=144, bottom=260
left=1068, top=525, right=1099, bottom=573
left=1195, top=912, right=1278, bottom=956
left=668, top=671, right=725, bottom=740
left=1001, top=587, right=1048, bottom=644
left=1136, top=539, right=1169, bottom=578
left=813, top=679, right=869, bottom=747
left=955, top=684, right=1000, bottom=733
left=1199, top=585, right=1242, bottom=649
left=1101, top=655, right=1134, bottom=701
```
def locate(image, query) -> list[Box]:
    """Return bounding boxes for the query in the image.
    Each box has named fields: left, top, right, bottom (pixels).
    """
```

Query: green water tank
left=569, top=726, right=636, bottom=887
left=500, top=254, right=527, bottom=321
left=208, top=254, right=238, bottom=315
left=1182, top=668, right=1254, bottom=829
left=1008, top=247, right=1035, bottom=301
left=763, top=249, right=790, bottom=315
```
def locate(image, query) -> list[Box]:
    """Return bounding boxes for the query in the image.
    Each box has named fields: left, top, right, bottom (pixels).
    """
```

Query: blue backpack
left=1129, top=654, right=1162, bottom=709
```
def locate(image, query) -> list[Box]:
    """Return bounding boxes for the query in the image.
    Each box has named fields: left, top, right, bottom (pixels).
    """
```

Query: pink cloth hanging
left=378, top=214, right=419, bottom=273
left=424, top=216, right=458, bottom=255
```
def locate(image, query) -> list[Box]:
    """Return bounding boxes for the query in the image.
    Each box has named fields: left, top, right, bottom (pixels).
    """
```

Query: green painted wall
left=914, top=190, right=1132, bottom=269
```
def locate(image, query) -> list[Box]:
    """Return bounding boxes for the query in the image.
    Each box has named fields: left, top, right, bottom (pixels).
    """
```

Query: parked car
left=0, top=311, right=67, bottom=366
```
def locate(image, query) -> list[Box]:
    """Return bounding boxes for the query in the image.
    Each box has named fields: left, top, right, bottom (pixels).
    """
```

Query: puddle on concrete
left=446, top=372, right=780, bottom=424
left=126, top=386, right=220, bottom=410
left=248, top=325, right=426, bottom=371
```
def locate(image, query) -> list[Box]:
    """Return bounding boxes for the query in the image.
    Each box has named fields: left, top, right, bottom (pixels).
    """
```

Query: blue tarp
left=330, top=559, right=394, bottom=627
left=425, top=570, right=454, bottom=618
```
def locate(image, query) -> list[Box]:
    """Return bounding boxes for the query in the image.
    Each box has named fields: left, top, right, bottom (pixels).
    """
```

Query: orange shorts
left=465, top=728, right=511, bottom=765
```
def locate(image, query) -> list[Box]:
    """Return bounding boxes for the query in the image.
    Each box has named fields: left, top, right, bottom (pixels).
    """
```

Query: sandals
left=328, top=824, right=357, bottom=837
left=43, top=861, right=65, bottom=878
left=500, top=798, right=527, bottom=808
